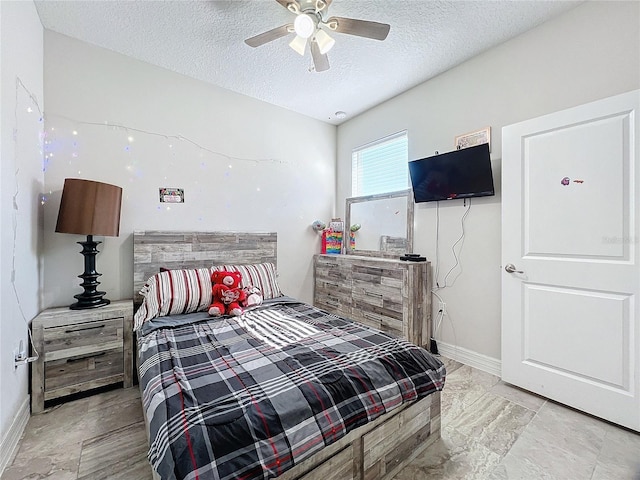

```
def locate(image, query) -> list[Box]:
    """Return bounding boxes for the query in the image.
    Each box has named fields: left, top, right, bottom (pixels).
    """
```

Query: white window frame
left=351, top=131, right=408, bottom=197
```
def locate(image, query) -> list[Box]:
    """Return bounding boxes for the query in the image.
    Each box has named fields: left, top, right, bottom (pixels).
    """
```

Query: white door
left=502, top=90, right=640, bottom=431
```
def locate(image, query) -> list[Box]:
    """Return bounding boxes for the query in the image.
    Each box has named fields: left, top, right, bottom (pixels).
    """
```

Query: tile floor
left=3, top=357, right=640, bottom=479
left=394, top=358, right=640, bottom=480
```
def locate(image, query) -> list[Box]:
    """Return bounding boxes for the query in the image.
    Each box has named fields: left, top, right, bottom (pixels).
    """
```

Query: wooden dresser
left=31, top=300, right=134, bottom=413
left=313, top=254, right=431, bottom=347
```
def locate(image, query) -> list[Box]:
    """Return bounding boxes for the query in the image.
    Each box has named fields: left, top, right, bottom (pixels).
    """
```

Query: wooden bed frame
left=133, top=231, right=441, bottom=480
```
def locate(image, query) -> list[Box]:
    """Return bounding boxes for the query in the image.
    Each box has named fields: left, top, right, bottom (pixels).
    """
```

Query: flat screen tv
left=408, top=143, right=495, bottom=203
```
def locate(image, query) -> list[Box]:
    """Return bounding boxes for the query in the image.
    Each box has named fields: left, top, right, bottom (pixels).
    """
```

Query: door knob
left=505, top=263, right=523, bottom=274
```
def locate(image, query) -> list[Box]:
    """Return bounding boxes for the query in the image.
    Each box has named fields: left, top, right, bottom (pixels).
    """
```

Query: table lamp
left=55, top=178, right=122, bottom=309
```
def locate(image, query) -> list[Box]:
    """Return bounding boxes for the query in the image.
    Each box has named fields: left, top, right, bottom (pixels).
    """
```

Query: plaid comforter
left=138, top=299, right=446, bottom=480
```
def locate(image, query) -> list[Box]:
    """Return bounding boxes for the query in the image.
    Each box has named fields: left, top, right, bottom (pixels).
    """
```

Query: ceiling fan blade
left=310, top=40, right=330, bottom=72
left=245, top=24, right=293, bottom=48
left=326, top=16, right=390, bottom=41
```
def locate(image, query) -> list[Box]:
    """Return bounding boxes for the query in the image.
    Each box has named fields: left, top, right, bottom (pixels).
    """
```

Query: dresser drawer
left=314, top=256, right=353, bottom=317
left=352, top=309, right=404, bottom=338
left=43, top=318, right=124, bottom=361
left=352, top=265, right=405, bottom=323
left=315, top=277, right=352, bottom=313
left=315, top=256, right=352, bottom=283
left=351, top=264, right=404, bottom=292
left=44, top=347, right=124, bottom=396
left=315, top=298, right=352, bottom=319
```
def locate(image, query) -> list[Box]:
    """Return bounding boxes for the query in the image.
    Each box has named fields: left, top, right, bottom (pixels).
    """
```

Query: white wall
left=0, top=0, right=44, bottom=469
left=42, top=32, right=336, bottom=310
left=336, top=1, right=640, bottom=361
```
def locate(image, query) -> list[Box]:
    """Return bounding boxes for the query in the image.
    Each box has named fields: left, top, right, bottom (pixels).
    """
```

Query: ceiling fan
left=244, top=0, right=390, bottom=72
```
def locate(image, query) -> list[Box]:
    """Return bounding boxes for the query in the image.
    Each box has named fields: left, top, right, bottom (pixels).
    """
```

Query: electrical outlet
left=14, top=348, right=23, bottom=369
left=439, top=301, right=446, bottom=315
left=13, top=340, right=31, bottom=368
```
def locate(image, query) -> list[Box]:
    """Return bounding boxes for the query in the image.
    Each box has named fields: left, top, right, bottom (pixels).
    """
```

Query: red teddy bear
left=208, top=270, right=246, bottom=317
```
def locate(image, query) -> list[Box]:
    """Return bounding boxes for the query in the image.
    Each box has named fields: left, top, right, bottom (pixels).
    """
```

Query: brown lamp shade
left=56, top=178, right=122, bottom=237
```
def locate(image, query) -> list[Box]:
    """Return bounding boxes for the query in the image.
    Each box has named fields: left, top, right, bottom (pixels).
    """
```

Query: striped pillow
left=212, top=263, right=283, bottom=300
left=133, top=267, right=213, bottom=331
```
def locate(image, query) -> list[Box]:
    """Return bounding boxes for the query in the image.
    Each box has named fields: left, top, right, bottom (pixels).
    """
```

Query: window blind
left=352, top=131, right=408, bottom=196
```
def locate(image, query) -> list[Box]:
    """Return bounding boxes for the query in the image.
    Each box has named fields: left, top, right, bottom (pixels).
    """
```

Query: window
left=352, top=131, right=408, bottom=196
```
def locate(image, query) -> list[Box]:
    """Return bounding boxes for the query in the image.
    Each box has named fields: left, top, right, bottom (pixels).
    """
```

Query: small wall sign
left=159, top=187, right=184, bottom=203
left=455, top=127, right=491, bottom=152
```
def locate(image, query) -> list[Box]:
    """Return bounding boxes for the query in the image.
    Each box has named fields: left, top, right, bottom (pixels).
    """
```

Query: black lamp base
left=70, top=297, right=110, bottom=310
left=70, top=234, right=111, bottom=310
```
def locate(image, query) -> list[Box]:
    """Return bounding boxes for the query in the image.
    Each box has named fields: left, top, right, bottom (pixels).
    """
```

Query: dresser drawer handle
left=365, top=291, right=383, bottom=299
left=319, top=263, right=338, bottom=270
left=67, top=352, right=106, bottom=363
left=65, top=325, right=105, bottom=334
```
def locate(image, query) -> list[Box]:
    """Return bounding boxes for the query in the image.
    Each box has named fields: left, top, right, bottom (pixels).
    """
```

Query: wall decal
left=561, top=177, right=570, bottom=186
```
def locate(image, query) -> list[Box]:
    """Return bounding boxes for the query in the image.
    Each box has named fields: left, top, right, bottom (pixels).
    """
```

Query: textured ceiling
left=34, top=0, right=581, bottom=125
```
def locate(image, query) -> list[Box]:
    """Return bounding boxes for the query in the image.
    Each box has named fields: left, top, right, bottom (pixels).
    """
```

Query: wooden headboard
left=133, top=231, right=277, bottom=305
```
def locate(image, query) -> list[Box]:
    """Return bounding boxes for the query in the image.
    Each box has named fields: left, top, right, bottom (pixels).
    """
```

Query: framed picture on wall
left=455, top=127, right=491, bottom=152
left=159, top=187, right=184, bottom=203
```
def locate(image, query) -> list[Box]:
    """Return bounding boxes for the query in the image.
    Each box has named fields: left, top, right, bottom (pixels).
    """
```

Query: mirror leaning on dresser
left=344, top=189, right=414, bottom=257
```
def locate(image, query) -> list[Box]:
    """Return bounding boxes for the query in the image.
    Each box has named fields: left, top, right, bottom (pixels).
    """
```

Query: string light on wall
left=47, top=114, right=284, bottom=166
left=12, top=77, right=45, bottom=365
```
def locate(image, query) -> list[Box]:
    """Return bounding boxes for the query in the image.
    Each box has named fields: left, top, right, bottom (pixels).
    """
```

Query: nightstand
left=31, top=299, right=134, bottom=414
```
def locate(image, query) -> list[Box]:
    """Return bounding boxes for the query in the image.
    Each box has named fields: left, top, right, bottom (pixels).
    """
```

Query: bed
left=134, top=231, right=445, bottom=480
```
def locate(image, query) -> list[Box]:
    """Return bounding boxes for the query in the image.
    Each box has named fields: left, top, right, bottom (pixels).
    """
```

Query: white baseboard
left=436, top=341, right=502, bottom=377
left=0, top=395, right=30, bottom=476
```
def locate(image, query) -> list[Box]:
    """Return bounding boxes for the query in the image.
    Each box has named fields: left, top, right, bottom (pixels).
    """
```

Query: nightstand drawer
left=44, top=347, right=124, bottom=394
left=43, top=318, right=123, bottom=360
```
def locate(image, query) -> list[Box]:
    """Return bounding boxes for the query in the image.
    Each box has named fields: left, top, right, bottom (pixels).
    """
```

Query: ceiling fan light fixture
left=315, top=28, right=335, bottom=54
left=245, top=0, right=393, bottom=73
left=289, top=34, right=307, bottom=55
left=294, top=13, right=315, bottom=38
